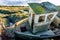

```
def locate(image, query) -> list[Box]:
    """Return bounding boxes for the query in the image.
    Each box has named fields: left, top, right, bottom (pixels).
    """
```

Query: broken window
left=47, top=14, right=54, bottom=21
left=38, top=16, right=45, bottom=22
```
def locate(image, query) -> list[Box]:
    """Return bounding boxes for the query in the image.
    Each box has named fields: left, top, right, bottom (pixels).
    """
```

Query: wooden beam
left=9, top=18, right=28, bottom=28
left=16, top=18, right=28, bottom=26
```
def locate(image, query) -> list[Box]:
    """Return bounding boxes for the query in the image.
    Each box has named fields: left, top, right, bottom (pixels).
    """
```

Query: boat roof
left=41, top=2, right=58, bottom=11
left=28, top=2, right=58, bottom=14
left=28, top=3, right=46, bottom=14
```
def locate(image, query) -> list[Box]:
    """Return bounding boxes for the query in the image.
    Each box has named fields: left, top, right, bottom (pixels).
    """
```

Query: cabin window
left=38, top=16, right=45, bottom=22
left=47, top=14, right=54, bottom=21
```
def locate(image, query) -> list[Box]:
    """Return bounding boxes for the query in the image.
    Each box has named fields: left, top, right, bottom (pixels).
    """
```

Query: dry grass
left=0, top=6, right=28, bottom=12
left=0, top=6, right=28, bottom=26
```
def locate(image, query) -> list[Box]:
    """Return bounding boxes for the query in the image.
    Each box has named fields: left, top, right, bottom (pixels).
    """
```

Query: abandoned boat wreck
left=1, top=2, right=60, bottom=40
left=14, top=2, right=60, bottom=40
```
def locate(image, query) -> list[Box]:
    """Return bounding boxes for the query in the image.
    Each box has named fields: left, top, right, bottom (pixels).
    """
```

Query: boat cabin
left=28, top=2, right=58, bottom=33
